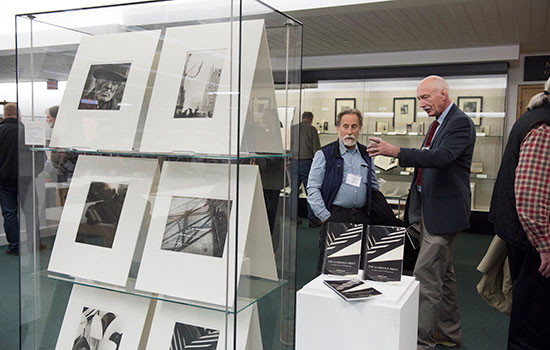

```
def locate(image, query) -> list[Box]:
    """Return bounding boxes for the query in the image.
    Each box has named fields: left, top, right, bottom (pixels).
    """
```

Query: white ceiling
left=1, top=0, right=549, bottom=83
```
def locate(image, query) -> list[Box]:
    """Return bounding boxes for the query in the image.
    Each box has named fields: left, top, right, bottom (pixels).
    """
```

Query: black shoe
left=308, top=219, right=322, bottom=228
left=5, top=249, right=19, bottom=256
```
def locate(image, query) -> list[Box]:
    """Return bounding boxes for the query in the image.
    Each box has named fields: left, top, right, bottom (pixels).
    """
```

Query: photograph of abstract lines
left=170, top=322, right=219, bottom=350
left=75, top=181, right=128, bottom=248
left=363, top=225, right=406, bottom=282
left=72, top=306, right=125, bottom=350
left=173, top=49, right=226, bottom=119
left=161, top=196, right=232, bottom=258
left=323, top=222, right=363, bottom=276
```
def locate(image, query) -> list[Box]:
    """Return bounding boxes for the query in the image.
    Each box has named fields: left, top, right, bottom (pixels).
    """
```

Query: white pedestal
left=296, top=275, right=419, bottom=350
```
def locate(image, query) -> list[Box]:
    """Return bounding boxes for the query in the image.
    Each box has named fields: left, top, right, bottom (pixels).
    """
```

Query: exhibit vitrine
left=277, top=75, right=507, bottom=212
left=16, top=1, right=302, bottom=349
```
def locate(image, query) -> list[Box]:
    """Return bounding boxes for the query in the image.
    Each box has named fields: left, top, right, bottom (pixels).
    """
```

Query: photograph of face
left=75, top=182, right=128, bottom=248
left=463, top=101, right=477, bottom=113
left=161, top=196, right=231, bottom=258
left=170, top=322, right=219, bottom=350
left=400, top=104, right=409, bottom=114
left=174, top=50, right=226, bottom=119
left=79, top=63, right=131, bottom=110
left=72, top=306, right=125, bottom=350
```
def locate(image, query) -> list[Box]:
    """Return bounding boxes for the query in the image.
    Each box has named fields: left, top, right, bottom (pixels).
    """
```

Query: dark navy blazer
left=399, top=103, right=476, bottom=235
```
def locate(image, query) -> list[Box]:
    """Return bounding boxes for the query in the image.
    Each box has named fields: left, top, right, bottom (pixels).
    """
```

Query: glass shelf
left=34, top=146, right=291, bottom=161
left=43, top=270, right=286, bottom=314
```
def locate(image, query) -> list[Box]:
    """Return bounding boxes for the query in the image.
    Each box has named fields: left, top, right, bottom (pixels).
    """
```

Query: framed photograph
left=47, top=155, right=159, bottom=287
left=145, top=301, right=261, bottom=349
left=55, top=285, right=150, bottom=350
left=50, top=30, right=161, bottom=151
left=393, top=97, right=416, bottom=127
left=136, top=162, right=278, bottom=308
left=457, top=96, right=482, bottom=125
left=334, top=98, right=356, bottom=125
left=141, top=20, right=283, bottom=154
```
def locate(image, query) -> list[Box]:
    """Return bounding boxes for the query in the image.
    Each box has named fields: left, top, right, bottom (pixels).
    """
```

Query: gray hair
left=336, top=108, right=363, bottom=128
left=526, top=77, right=550, bottom=111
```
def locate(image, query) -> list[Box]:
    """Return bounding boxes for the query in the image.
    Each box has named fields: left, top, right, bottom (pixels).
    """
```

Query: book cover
left=363, top=225, right=406, bottom=282
left=323, top=279, right=382, bottom=301
left=322, top=222, right=363, bottom=276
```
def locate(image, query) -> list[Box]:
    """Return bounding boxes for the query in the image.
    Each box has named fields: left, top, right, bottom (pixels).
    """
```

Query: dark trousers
left=507, top=243, right=550, bottom=350
left=316, top=205, right=372, bottom=275
left=290, top=159, right=316, bottom=221
left=0, top=184, right=18, bottom=252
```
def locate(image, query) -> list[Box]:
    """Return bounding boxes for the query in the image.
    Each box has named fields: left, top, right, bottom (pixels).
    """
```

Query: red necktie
left=416, top=120, right=439, bottom=187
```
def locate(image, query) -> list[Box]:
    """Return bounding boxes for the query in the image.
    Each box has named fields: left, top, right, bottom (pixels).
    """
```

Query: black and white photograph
left=457, top=96, right=482, bottom=125
left=363, top=225, right=406, bottom=282
left=170, top=322, right=219, bottom=350
left=334, top=98, right=356, bottom=125
left=323, top=222, right=363, bottom=276
left=174, top=50, right=225, bottom=118
left=161, top=196, right=232, bottom=258
left=78, top=63, right=131, bottom=110
left=72, top=306, right=125, bottom=350
left=75, top=181, right=128, bottom=248
left=392, top=97, right=416, bottom=127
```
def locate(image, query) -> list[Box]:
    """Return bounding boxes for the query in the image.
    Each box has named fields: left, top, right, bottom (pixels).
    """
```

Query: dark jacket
left=0, top=118, right=18, bottom=185
left=320, top=140, right=373, bottom=212
left=0, top=118, right=44, bottom=186
left=489, top=101, right=550, bottom=251
left=400, top=103, right=476, bottom=235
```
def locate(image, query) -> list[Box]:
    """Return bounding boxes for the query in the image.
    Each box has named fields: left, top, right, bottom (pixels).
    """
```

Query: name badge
left=345, top=173, right=362, bottom=187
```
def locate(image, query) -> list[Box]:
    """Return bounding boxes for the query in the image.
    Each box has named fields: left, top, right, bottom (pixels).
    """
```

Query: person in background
left=290, top=111, right=322, bottom=227
left=367, top=75, right=475, bottom=350
left=307, top=108, right=379, bottom=274
left=0, top=103, right=44, bottom=255
left=45, top=105, right=58, bottom=143
left=489, top=77, right=550, bottom=350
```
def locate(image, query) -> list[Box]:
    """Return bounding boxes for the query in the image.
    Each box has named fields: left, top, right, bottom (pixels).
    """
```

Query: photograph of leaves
left=72, top=306, right=125, bottom=350
left=174, top=49, right=226, bottom=118
left=75, top=182, right=128, bottom=248
left=170, top=322, right=219, bottom=350
left=162, top=196, right=232, bottom=258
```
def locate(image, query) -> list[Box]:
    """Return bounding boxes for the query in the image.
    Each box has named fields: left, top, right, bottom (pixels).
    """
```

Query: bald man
left=367, top=76, right=476, bottom=350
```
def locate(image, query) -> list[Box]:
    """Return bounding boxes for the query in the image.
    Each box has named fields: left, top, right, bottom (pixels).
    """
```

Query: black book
left=323, top=279, right=382, bottom=301
left=322, top=222, right=363, bottom=276
left=363, top=225, right=406, bottom=282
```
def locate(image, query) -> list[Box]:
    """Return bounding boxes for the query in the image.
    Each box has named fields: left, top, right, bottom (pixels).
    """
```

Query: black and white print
left=72, top=306, right=125, bottom=350
left=323, top=279, right=381, bottom=301
left=170, top=322, right=219, bottom=350
left=79, top=63, right=131, bottom=110
left=162, top=196, right=231, bottom=258
left=363, top=225, right=406, bottom=282
left=173, top=50, right=226, bottom=119
left=75, top=182, right=128, bottom=248
left=323, top=222, right=363, bottom=276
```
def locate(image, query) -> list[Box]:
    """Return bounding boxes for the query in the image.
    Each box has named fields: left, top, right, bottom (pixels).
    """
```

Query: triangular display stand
left=139, top=19, right=283, bottom=155
left=135, top=162, right=278, bottom=308
left=145, top=301, right=262, bottom=350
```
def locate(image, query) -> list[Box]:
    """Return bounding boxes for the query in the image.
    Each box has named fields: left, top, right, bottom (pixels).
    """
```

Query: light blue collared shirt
left=307, top=140, right=379, bottom=222
left=430, top=102, right=453, bottom=141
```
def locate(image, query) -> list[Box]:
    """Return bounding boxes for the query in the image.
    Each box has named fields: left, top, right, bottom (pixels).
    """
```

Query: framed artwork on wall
left=457, top=96, right=482, bottom=125
left=334, top=98, right=356, bottom=125
left=392, top=97, right=416, bottom=127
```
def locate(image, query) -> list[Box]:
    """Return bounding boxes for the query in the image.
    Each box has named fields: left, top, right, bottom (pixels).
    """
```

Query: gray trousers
left=414, top=221, right=462, bottom=350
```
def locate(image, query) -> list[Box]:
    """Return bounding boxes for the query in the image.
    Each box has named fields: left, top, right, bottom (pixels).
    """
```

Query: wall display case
left=16, top=1, right=302, bottom=349
left=277, top=76, right=507, bottom=212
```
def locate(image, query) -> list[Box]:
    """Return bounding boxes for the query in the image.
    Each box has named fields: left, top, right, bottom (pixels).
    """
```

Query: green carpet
left=1, top=227, right=509, bottom=350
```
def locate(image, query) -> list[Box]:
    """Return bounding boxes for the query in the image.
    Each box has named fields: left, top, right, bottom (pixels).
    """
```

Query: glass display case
left=277, top=75, right=507, bottom=212
left=16, top=1, right=302, bottom=349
